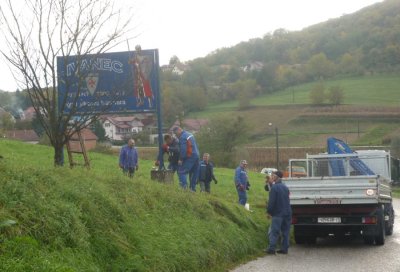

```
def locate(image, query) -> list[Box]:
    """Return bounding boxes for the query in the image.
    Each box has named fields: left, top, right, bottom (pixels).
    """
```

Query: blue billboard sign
left=57, top=49, right=160, bottom=114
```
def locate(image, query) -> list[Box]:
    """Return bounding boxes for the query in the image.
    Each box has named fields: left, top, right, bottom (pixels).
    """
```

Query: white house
left=241, top=61, right=264, bottom=72
left=101, top=116, right=144, bottom=141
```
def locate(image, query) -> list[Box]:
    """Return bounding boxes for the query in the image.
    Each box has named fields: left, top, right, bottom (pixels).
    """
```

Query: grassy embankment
left=0, top=140, right=270, bottom=272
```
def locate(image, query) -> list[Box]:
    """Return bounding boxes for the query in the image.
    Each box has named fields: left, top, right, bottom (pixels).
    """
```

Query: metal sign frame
left=57, top=49, right=160, bottom=114
left=57, top=48, right=165, bottom=168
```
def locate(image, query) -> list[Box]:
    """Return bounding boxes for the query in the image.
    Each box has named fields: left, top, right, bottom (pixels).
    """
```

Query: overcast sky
left=0, top=0, right=382, bottom=92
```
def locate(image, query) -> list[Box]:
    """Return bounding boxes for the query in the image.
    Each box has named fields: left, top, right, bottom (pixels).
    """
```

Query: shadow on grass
left=209, top=199, right=259, bottom=230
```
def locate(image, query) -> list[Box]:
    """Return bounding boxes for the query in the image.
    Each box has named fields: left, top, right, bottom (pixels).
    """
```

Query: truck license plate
left=318, top=217, right=341, bottom=223
left=315, top=198, right=341, bottom=204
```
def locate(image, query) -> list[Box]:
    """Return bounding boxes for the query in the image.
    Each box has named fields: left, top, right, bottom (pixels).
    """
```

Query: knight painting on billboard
left=57, top=47, right=160, bottom=114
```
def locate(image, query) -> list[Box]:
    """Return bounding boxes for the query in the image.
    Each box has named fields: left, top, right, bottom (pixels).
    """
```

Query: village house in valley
left=170, top=119, right=209, bottom=134
left=100, top=113, right=155, bottom=141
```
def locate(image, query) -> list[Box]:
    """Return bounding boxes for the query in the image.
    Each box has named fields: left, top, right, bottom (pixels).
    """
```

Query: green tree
left=0, top=91, right=11, bottom=108
left=0, top=0, right=133, bottom=166
left=306, top=53, right=335, bottom=80
left=93, top=120, right=106, bottom=141
left=237, top=92, right=251, bottom=110
left=227, top=67, right=240, bottom=83
left=196, top=116, right=249, bottom=167
left=169, top=55, right=181, bottom=65
left=327, top=85, right=344, bottom=106
left=338, top=52, right=363, bottom=75
left=256, top=62, right=278, bottom=92
left=309, top=82, right=325, bottom=105
left=189, top=87, right=207, bottom=111
left=0, top=112, right=14, bottom=130
left=234, top=79, right=257, bottom=110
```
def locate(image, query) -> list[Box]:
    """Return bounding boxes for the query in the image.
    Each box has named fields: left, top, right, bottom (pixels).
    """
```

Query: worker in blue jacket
left=173, top=126, right=200, bottom=191
left=119, top=139, right=139, bottom=177
left=266, top=170, right=292, bottom=255
left=234, top=160, right=250, bottom=205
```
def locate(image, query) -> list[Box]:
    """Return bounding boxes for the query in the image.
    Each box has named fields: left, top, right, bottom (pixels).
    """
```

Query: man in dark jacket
left=161, top=134, right=180, bottom=173
left=198, top=153, right=218, bottom=193
left=266, top=170, right=292, bottom=255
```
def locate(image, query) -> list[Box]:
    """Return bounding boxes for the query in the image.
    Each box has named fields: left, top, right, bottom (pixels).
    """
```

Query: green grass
left=0, top=140, right=271, bottom=272
left=201, top=75, right=400, bottom=111
left=189, top=75, right=400, bottom=147
left=195, top=74, right=400, bottom=115
left=249, top=75, right=400, bottom=107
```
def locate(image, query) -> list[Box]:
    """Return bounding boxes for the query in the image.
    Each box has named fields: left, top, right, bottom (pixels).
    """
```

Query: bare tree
left=0, top=0, right=135, bottom=166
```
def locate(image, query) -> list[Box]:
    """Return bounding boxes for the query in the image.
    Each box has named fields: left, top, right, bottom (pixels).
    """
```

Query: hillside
left=0, top=140, right=270, bottom=272
left=161, top=0, right=400, bottom=126
left=190, top=75, right=400, bottom=147
left=177, top=73, right=400, bottom=170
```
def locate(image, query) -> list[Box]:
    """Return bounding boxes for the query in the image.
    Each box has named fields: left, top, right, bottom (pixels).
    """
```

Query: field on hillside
left=201, top=75, right=400, bottom=109
left=0, top=140, right=271, bottom=272
left=189, top=75, right=400, bottom=149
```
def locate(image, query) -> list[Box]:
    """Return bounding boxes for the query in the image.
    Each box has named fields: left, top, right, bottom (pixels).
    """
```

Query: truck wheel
left=305, top=236, right=317, bottom=244
left=294, top=226, right=306, bottom=244
left=375, top=208, right=385, bottom=246
left=294, top=226, right=316, bottom=244
left=295, top=234, right=306, bottom=244
left=384, top=203, right=394, bottom=236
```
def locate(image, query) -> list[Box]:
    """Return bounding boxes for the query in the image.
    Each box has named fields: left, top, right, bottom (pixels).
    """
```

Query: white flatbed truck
left=283, top=138, right=395, bottom=245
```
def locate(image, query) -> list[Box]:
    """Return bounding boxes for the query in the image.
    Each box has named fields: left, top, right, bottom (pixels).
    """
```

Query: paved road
left=231, top=199, right=400, bottom=272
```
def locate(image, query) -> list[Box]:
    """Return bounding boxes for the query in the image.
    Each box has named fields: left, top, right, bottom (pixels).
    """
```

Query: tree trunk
left=54, top=144, right=65, bottom=167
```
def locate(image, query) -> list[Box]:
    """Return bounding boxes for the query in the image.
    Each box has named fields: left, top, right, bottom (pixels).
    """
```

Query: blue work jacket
left=234, top=166, right=248, bottom=188
left=267, top=180, right=292, bottom=217
left=178, top=130, right=199, bottom=161
left=119, top=145, right=138, bottom=168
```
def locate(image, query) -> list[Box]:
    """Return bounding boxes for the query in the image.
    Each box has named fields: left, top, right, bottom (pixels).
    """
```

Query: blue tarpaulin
left=327, top=137, right=375, bottom=176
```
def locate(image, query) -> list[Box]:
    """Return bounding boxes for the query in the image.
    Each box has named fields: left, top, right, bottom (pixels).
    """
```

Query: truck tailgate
left=283, top=175, right=391, bottom=205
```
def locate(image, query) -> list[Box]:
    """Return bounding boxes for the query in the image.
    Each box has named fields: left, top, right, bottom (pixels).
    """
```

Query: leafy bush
left=309, top=82, right=325, bottom=105
left=327, top=85, right=344, bottom=106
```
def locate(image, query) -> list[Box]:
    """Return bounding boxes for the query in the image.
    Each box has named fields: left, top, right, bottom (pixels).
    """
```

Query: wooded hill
left=161, top=0, right=400, bottom=123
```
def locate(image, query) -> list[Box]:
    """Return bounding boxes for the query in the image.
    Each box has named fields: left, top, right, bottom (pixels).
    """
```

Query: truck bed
left=283, top=175, right=392, bottom=205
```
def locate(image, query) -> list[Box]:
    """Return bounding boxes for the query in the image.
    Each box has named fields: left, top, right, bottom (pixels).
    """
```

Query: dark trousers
left=123, top=167, right=135, bottom=178
left=199, top=181, right=211, bottom=193
left=268, top=215, right=291, bottom=252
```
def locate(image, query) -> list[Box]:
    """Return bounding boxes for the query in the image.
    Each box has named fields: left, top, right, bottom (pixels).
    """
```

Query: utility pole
left=275, top=127, right=280, bottom=170
left=269, top=122, right=280, bottom=170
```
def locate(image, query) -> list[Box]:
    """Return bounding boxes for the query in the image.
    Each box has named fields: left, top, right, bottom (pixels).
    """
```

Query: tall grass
left=0, top=140, right=271, bottom=271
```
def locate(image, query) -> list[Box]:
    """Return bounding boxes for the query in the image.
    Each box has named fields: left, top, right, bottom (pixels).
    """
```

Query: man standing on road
left=234, top=160, right=250, bottom=206
left=119, top=139, right=139, bottom=177
left=266, top=170, right=292, bottom=255
left=173, top=126, right=200, bottom=191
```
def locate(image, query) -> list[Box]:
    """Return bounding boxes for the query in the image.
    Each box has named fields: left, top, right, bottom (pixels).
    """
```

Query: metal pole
left=275, top=127, right=279, bottom=170
left=154, top=49, right=164, bottom=170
